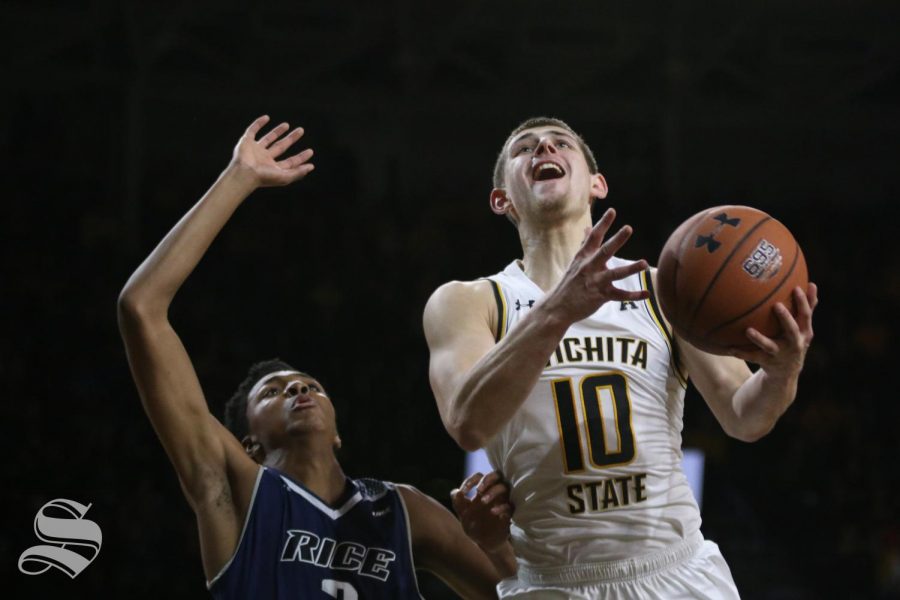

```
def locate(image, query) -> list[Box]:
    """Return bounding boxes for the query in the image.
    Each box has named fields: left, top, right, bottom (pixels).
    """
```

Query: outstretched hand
left=231, top=115, right=315, bottom=188
left=730, top=283, right=818, bottom=376
left=451, top=471, right=513, bottom=554
left=547, top=208, right=650, bottom=324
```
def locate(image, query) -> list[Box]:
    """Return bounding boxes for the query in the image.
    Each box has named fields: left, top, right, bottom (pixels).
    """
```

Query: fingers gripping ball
left=656, top=205, right=808, bottom=355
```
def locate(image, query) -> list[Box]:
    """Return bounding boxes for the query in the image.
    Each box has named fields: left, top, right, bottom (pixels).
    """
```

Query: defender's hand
left=231, top=115, right=315, bottom=188
left=451, top=471, right=513, bottom=554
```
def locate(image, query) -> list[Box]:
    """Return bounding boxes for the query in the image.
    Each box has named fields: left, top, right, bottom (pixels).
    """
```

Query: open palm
left=231, top=115, right=315, bottom=187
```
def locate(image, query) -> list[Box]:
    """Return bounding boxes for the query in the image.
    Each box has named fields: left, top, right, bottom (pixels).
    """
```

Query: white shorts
left=497, top=532, right=740, bottom=599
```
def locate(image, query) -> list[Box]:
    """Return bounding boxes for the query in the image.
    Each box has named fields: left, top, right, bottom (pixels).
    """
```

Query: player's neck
left=518, top=213, right=592, bottom=291
left=266, top=446, right=347, bottom=505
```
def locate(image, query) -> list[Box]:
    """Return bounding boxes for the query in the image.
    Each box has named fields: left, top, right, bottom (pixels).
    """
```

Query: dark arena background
left=3, top=2, right=899, bottom=598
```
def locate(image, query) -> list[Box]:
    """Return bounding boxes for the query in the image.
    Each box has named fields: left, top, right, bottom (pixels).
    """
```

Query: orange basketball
left=656, top=205, right=808, bottom=355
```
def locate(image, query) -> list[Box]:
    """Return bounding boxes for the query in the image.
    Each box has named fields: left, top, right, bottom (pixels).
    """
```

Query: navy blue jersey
left=208, top=467, right=422, bottom=599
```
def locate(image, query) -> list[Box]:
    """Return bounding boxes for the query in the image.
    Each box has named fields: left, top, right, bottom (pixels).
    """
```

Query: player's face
left=246, top=371, right=338, bottom=451
left=501, top=126, right=599, bottom=223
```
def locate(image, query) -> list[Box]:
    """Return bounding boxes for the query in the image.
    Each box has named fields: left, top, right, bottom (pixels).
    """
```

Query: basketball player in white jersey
left=423, top=117, right=818, bottom=598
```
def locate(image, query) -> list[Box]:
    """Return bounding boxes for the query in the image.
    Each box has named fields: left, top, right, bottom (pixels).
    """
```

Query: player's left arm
left=398, top=485, right=514, bottom=599
left=677, top=282, right=818, bottom=442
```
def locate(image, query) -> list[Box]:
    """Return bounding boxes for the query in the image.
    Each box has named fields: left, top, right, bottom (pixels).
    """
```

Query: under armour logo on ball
left=695, top=212, right=742, bottom=253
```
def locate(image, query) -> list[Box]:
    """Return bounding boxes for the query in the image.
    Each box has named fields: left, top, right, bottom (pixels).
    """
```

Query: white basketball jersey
left=484, top=259, right=701, bottom=568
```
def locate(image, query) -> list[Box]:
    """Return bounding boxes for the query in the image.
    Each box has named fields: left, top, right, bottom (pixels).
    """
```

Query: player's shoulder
left=424, top=279, right=495, bottom=320
left=353, top=477, right=397, bottom=502
left=356, top=480, right=433, bottom=523
left=389, top=484, right=440, bottom=520
left=429, top=278, right=495, bottom=302
left=389, top=484, right=462, bottom=546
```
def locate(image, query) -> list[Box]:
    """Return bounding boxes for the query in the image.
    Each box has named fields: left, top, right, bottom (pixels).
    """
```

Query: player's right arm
left=424, top=279, right=563, bottom=451
left=424, top=209, right=649, bottom=450
left=117, top=116, right=314, bottom=577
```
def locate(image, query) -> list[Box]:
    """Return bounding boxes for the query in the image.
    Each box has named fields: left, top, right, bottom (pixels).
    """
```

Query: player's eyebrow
left=510, top=129, right=577, bottom=147
left=249, top=371, right=300, bottom=399
left=266, top=376, right=325, bottom=392
left=253, top=378, right=282, bottom=398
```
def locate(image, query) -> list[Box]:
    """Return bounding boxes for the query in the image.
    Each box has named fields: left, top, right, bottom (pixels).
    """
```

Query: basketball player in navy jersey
left=423, top=117, right=818, bottom=598
left=118, top=115, right=516, bottom=599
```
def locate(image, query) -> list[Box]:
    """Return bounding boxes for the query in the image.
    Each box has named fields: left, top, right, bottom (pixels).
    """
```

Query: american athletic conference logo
left=18, top=498, right=102, bottom=578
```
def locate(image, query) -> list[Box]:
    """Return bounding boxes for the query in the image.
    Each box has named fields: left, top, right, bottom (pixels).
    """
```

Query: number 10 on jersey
left=552, top=372, right=636, bottom=472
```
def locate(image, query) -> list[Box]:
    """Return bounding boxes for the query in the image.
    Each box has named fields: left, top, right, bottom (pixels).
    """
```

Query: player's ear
left=590, top=172, right=608, bottom=201
left=242, top=435, right=265, bottom=463
left=490, top=188, right=512, bottom=215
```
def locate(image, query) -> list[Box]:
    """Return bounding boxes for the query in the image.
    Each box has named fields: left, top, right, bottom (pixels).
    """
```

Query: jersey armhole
left=206, top=466, right=265, bottom=590
left=641, top=270, right=688, bottom=388
left=484, top=278, right=508, bottom=342
left=391, top=484, right=425, bottom=599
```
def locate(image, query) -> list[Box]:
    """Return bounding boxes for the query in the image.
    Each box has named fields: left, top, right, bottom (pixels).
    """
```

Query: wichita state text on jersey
left=483, top=258, right=699, bottom=568
left=547, top=334, right=650, bottom=369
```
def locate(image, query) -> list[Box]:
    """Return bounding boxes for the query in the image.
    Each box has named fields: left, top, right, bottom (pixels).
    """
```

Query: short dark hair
left=492, top=117, right=599, bottom=189
left=224, top=358, right=309, bottom=440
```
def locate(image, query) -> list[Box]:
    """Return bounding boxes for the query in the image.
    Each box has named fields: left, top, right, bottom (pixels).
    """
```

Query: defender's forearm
left=483, top=542, right=517, bottom=580
left=119, top=166, right=256, bottom=315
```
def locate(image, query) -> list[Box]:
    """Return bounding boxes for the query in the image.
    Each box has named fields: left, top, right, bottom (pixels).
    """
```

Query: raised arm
left=116, top=116, right=313, bottom=575
left=424, top=209, right=648, bottom=450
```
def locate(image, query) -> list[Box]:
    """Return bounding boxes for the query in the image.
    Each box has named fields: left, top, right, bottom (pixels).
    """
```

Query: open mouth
left=532, top=161, right=566, bottom=181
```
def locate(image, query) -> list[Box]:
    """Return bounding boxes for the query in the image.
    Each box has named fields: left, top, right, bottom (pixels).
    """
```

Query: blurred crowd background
left=3, top=2, right=898, bottom=598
